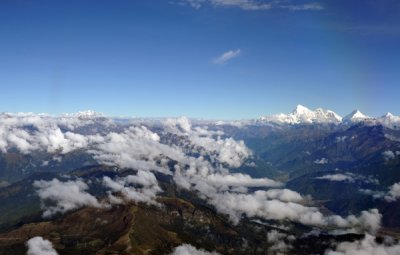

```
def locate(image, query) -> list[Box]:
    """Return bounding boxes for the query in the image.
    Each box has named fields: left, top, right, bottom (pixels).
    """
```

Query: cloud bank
left=0, top=113, right=382, bottom=234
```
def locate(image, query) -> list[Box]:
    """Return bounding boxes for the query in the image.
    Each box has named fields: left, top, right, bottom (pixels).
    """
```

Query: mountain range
left=0, top=107, right=399, bottom=254
left=258, top=105, right=400, bottom=128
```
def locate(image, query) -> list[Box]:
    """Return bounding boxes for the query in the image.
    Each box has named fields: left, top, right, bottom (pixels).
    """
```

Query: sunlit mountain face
left=0, top=107, right=400, bottom=255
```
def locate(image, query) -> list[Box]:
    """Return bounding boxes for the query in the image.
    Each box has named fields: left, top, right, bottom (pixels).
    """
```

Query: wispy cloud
left=177, top=0, right=324, bottom=11
left=211, top=0, right=271, bottom=10
left=213, top=49, right=241, bottom=64
left=281, top=3, right=324, bottom=11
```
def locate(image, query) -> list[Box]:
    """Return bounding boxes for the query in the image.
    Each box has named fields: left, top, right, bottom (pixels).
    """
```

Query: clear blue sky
left=0, top=0, right=399, bottom=119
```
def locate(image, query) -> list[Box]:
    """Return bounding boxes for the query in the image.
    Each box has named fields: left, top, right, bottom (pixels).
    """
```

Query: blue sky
left=0, top=0, right=399, bottom=119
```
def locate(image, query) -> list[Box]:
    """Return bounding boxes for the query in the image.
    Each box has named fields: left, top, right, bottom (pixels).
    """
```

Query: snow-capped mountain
left=343, top=110, right=371, bottom=123
left=258, top=105, right=400, bottom=128
left=259, top=105, right=342, bottom=124
left=378, top=112, right=400, bottom=129
left=63, top=110, right=105, bottom=120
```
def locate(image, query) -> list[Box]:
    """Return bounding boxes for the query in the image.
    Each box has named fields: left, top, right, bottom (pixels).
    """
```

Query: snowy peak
left=292, top=104, right=312, bottom=115
left=343, top=110, right=370, bottom=123
left=64, top=110, right=104, bottom=119
left=378, top=112, right=400, bottom=129
left=260, top=105, right=342, bottom=125
left=385, top=112, right=394, bottom=118
left=258, top=106, right=400, bottom=129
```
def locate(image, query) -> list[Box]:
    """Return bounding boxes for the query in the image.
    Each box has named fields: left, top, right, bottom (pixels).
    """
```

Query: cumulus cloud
left=103, top=170, right=162, bottom=206
left=325, top=234, right=400, bottom=255
left=384, top=182, right=400, bottom=202
left=171, top=244, right=220, bottom=255
left=26, top=236, right=58, bottom=255
left=0, top=112, right=112, bottom=154
left=267, top=230, right=295, bottom=255
left=263, top=189, right=304, bottom=202
left=33, top=178, right=103, bottom=217
left=383, top=150, right=396, bottom=161
left=164, top=116, right=251, bottom=168
left=213, top=49, right=241, bottom=64
left=89, top=126, right=179, bottom=174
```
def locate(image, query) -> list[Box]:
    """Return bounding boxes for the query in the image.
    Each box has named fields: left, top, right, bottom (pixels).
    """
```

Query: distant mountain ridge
left=1, top=106, right=399, bottom=129
left=258, top=105, right=400, bottom=129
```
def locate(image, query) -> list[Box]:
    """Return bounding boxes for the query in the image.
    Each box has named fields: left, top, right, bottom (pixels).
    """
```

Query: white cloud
left=359, top=189, right=386, bottom=199
left=89, top=126, right=180, bottom=174
left=383, top=150, right=396, bottom=161
left=267, top=230, right=295, bottom=254
left=316, top=174, right=354, bottom=182
left=26, top=236, right=58, bottom=255
left=206, top=173, right=281, bottom=188
left=213, top=49, right=241, bottom=64
left=206, top=189, right=381, bottom=232
left=325, top=234, right=400, bottom=255
left=264, top=189, right=304, bottom=202
left=384, top=182, right=400, bottom=202
left=33, top=178, right=104, bottom=217
left=361, top=182, right=400, bottom=202
left=171, top=244, right=220, bottom=255
left=103, top=170, right=162, bottom=206
left=164, top=116, right=251, bottom=168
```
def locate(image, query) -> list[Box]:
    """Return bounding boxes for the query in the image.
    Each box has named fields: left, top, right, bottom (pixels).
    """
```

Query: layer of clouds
left=325, top=234, right=400, bottom=255
left=0, top=112, right=107, bottom=154
left=164, top=116, right=251, bottom=168
left=89, top=126, right=179, bottom=174
left=213, top=49, right=241, bottom=64
left=2, top=113, right=384, bottom=234
left=171, top=244, right=220, bottom=255
left=206, top=189, right=381, bottom=232
left=33, top=178, right=104, bottom=217
left=26, top=236, right=58, bottom=255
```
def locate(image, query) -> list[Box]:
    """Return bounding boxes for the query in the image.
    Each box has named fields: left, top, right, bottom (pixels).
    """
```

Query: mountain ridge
left=258, top=105, right=400, bottom=128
